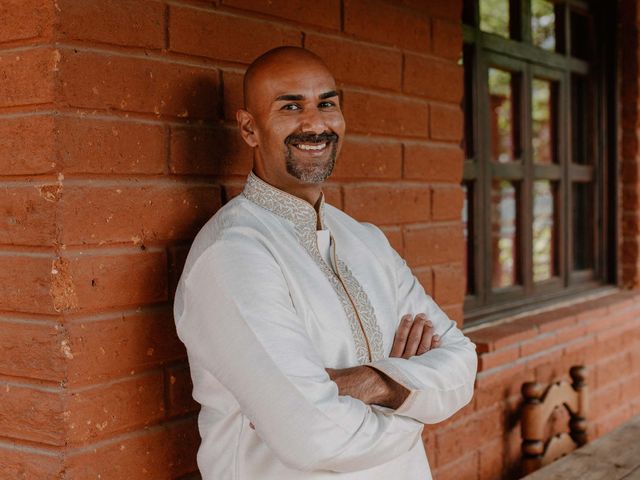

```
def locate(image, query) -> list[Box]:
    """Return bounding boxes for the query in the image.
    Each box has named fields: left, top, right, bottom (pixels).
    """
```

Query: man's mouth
left=293, top=142, right=328, bottom=152
left=285, top=132, right=338, bottom=156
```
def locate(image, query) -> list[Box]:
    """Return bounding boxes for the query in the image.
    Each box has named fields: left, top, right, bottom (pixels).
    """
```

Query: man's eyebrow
left=275, top=94, right=304, bottom=101
left=319, top=90, right=338, bottom=99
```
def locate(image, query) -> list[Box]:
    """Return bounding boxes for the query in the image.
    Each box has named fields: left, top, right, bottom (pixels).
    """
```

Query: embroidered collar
left=242, top=172, right=326, bottom=231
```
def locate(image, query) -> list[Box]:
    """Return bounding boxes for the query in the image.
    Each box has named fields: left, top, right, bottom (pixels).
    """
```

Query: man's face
left=240, top=59, right=346, bottom=187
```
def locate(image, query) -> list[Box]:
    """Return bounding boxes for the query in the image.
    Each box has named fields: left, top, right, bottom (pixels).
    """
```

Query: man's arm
left=175, top=231, right=424, bottom=473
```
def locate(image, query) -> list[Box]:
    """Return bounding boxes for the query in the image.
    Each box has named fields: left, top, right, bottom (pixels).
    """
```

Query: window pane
left=532, top=0, right=556, bottom=51
left=489, top=68, right=520, bottom=163
left=532, top=78, right=558, bottom=164
left=463, top=182, right=475, bottom=295
left=491, top=180, right=518, bottom=288
left=573, top=183, right=594, bottom=270
left=570, top=10, right=590, bottom=60
left=571, top=74, right=589, bottom=165
left=533, top=180, right=556, bottom=281
left=479, top=0, right=509, bottom=38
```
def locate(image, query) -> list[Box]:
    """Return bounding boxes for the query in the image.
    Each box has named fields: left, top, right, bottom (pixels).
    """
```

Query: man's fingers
left=402, top=315, right=426, bottom=359
left=416, top=318, right=435, bottom=356
left=390, top=314, right=412, bottom=357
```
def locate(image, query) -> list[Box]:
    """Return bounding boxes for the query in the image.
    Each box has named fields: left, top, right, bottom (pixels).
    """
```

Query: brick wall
left=0, top=1, right=638, bottom=479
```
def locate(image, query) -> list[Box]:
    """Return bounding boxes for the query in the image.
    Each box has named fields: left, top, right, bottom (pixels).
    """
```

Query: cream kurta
left=174, top=172, right=477, bottom=479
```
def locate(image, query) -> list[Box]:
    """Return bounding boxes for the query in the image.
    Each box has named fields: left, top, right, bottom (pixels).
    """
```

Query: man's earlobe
left=236, top=109, right=258, bottom=148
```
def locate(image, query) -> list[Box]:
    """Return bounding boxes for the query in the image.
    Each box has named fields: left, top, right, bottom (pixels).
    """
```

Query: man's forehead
left=260, top=65, right=336, bottom=99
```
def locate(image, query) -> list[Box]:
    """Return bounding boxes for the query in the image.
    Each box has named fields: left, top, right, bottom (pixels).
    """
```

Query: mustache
left=285, top=131, right=339, bottom=145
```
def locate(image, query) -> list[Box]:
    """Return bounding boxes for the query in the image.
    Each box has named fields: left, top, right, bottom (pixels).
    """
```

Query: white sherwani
left=173, top=172, right=477, bottom=479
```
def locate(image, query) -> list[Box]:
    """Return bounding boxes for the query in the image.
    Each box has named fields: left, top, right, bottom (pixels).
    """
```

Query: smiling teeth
left=297, top=143, right=327, bottom=151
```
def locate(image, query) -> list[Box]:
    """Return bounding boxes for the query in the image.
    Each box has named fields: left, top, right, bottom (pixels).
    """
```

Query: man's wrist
left=364, top=366, right=410, bottom=410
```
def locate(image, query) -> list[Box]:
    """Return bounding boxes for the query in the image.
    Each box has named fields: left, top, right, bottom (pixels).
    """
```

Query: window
left=462, top=0, right=616, bottom=324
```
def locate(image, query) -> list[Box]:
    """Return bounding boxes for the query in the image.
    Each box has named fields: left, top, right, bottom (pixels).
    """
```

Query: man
left=174, top=46, right=477, bottom=479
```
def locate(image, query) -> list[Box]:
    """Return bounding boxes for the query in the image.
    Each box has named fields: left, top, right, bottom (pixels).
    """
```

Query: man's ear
left=236, top=109, right=258, bottom=148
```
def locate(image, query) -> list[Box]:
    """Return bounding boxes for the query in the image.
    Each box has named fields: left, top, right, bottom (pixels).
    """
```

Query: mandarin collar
left=242, top=172, right=326, bottom=231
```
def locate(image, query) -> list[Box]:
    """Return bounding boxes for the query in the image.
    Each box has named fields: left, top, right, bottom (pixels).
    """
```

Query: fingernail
left=403, top=314, right=412, bottom=322
left=433, top=335, right=440, bottom=342
left=416, top=313, right=427, bottom=320
left=426, top=320, right=433, bottom=327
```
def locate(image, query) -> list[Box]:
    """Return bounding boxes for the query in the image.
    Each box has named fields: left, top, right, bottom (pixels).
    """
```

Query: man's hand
left=326, top=366, right=410, bottom=410
left=390, top=313, right=440, bottom=359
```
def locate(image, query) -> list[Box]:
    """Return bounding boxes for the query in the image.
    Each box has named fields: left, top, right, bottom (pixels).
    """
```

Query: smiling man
left=173, top=47, right=477, bottom=479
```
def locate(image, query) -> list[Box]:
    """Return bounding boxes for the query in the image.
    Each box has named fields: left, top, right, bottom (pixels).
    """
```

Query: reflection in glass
left=532, top=0, right=556, bottom=51
left=491, top=180, right=518, bottom=288
left=463, top=182, right=474, bottom=295
left=532, top=78, right=556, bottom=164
left=533, top=181, right=555, bottom=282
left=573, top=183, right=593, bottom=270
left=571, top=75, right=588, bottom=164
left=479, top=0, right=509, bottom=38
left=489, top=68, right=518, bottom=163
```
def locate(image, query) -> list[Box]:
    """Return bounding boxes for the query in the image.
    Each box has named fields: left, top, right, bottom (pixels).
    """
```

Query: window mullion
left=521, top=64, right=534, bottom=294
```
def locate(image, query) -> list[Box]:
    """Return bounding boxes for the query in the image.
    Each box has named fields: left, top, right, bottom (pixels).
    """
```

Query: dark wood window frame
left=462, top=0, right=617, bottom=325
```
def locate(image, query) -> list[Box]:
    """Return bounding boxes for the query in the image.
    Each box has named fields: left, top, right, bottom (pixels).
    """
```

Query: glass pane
left=489, top=68, right=520, bottom=163
left=463, top=44, right=475, bottom=159
left=463, top=182, right=475, bottom=295
left=570, top=10, right=590, bottom=60
left=533, top=180, right=556, bottom=282
left=479, top=0, right=509, bottom=38
left=573, top=183, right=594, bottom=270
left=491, top=180, right=518, bottom=288
left=532, top=78, right=557, bottom=164
left=532, top=0, right=556, bottom=51
left=571, top=75, right=589, bottom=165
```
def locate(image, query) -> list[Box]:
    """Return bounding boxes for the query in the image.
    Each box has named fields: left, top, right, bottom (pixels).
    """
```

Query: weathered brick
left=170, top=4, right=301, bottom=64
left=61, top=183, right=221, bottom=246
left=332, top=136, right=402, bottom=180
left=58, top=115, right=165, bottom=174
left=404, top=142, right=464, bottom=182
left=343, top=184, right=430, bottom=225
left=432, top=19, right=463, bottom=61
left=430, top=103, right=463, bottom=142
left=381, top=226, right=403, bottom=254
left=478, top=345, right=520, bottom=372
left=0, top=254, right=55, bottom=315
left=397, top=0, right=462, bottom=22
left=344, top=0, right=430, bottom=52
left=431, top=186, right=464, bottom=221
left=58, top=49, right=220, bottom=119
left=404, top=54, right=462, bottom=103
left=436, top=407, right=501, bottom=465
left=0, top=185, right=57, bottom=246
left=0, top=114, right=56, bottom=175
left=0, top=47, right=57, bottom=108
left=404, top=224, right=463, bottom=267
left=167, top=363, right=199, bottom=417
left=343, top=89, right=429, bottom=138
left=56, top=0, right=164, bottom=48
left=223, top=0, right=341, bottom=30
left=432, top=263, right=465, bottom=306
left=469, top=322, right=537, bottom=353
left=478, top=437, right=504, bottom=480
left=0, top=0, right=55, bottom=44
left=413, top=266, right=433, bottom=296
left=306, top=33, right=402, bottom=91
left=222, top=69, right=245, bottom=121
left=0, top=445, right=63, bottom=479
left=433, top=451, right=479, bottom=480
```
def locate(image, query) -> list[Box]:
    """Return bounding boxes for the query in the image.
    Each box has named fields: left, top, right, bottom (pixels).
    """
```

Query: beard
left=284, top=131, right=339, bottom=184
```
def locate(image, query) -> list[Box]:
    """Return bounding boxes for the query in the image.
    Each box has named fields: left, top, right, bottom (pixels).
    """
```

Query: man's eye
left=281, top=104, right=301, bottom=111
left=319, top=101, right=336, bottom=108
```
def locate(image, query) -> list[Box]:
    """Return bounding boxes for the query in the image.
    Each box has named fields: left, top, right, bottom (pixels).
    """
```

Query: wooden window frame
left=462, top=0, right=617, bottom=324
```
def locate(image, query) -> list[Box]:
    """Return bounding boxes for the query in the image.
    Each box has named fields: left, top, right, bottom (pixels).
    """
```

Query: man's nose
left=299, top=108, right=326, bottom=133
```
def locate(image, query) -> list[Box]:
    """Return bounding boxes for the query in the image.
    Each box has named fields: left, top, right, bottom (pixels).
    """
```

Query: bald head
left=243, top=47, right=332, bottom=112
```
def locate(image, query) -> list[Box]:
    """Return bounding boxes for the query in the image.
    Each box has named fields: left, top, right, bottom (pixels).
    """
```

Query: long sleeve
left=174, top=231, right=424, bottom=473
left=365, top=226, right=478, bottom=425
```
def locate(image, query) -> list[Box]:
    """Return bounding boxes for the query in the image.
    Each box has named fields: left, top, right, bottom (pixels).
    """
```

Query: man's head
left=236, top=47, right=345, bottom=195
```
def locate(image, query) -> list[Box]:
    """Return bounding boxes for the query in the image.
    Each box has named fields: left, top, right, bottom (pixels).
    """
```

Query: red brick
left=65, top=310, right=185, bottom=385
left=343, top=89, right=429, bottom=138
left=223, top=0, right=340, bottom=30
left=222, top=69, right=245, bottom=121
left=170, top=124, right=252, bottom=176
left=322, top=182, right=342, bottom=208
left=594, top=405, right=634, bottom=437
left=0, top=185, right=57, bottom=246
left=0, top=0, right=54, bottom=44
left=170, top=4, right=301, bottom=64
left=65, top=417, right=199, bottom=479
left=433, top=451, right=479, bottom=480
left=332, top=136, right=402, bottom=180
left=381, top=226, right=403, bottom=254
left=404, top=224, right=463, bottom=267
left=0, top=319, right=66, bottom=382
left=432, top=19, right=463, bottom=61
left=430, top=103, right=463, bottom=142
left=344, top=0, right=430, bottom=52
left=167, top=363, right=199, bottom=417
left=61, top=184, right=221, bottom=246
left=478, top=437, right=504, bottom=480
left=343, top=184, right=430, bottom=225
left=58, top=49, right=220, bottom=119
left=169, top=245, right=189, bottom=299
left=432, top=186, right=464, bottom=221
left=0, top=382, right=65, bottom=445
left=404, top=142, right=464, bottom=182
left=56, top=0, right=164, bottom=48
left=442, top=303, right=464, bottom=325
left=397, top=0, right=462, bottom=22
left=590, top=381, right=623, bottom=425
left=478, top=345, right=520, bottom=372
left=67, top=371, right=165, bottom=445
left=64, top=249, right=168, bottom=313
left=0, top=254, right=55, bottom=315
left=0, top=114, right=56, bottom=174
left=414, top=266, right=434, bottom=296
left=0, top=445, right=63, bottom=479
left=468, top=322, right=537, bottom=353
left=58, top=116, right=165, bottom=174
left=0, top=47, right=57, bottom=108
left=306, top=33, right=402, bottom=91
left=432, top=263, right=464, bottom=306
left=519, top=332, right=557, bottom=358
left=436, top=407, right=501, bottom=465
left=595, top=351, right=632, bottom=388
left=404, top=54, right=462, bottom=103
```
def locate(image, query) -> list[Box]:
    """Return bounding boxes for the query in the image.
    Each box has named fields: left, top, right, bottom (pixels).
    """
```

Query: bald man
left=174, top=47, right=477, bottom=479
